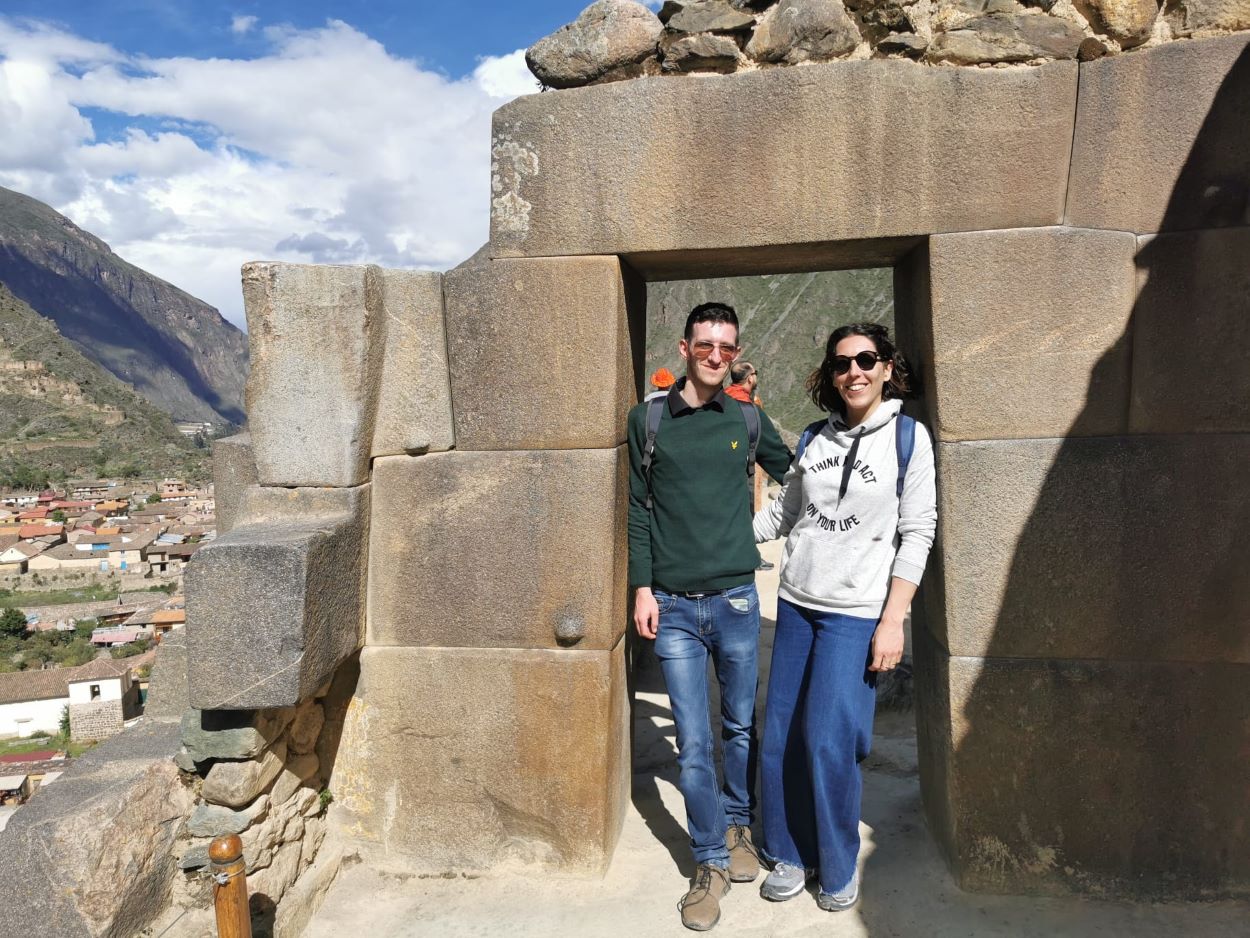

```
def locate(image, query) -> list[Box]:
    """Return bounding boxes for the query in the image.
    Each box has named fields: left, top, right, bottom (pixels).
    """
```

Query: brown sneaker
left=679, top=864, right=731, bottom=931
left=726, top=825, right=760, bottom=882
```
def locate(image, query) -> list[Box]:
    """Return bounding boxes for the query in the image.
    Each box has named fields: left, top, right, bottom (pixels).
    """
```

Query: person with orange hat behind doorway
left=646, top=367, right=677, bottom=401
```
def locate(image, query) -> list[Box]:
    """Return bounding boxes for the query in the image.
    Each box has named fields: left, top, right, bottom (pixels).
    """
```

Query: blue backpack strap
left=895, top=413, right=916, bottom=498
left=795, top=418, right=826, bottom=464
left=641, top=396, right=666, bottom=510
left=737, top=400, right=761, bottom=489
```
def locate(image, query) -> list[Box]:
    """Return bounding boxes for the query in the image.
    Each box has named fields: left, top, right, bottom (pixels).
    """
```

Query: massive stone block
left=931, top=436, right=1250, bottom=663
left=443, top=257, right=640, bottom=450
left=1066, top=33, right=1250, bottom=234
left=185, top=485, right=369, bottom=709
left=490, top=59, right=1077, bottom=268
left=915, top=632, right=1250, bottom=899
left=330, top=642, right=629, bottom=872
left=211, top=432, right=258, bottom=535
left=1130, top=227, right=1250, bottom=434
left=368, top=449, right=626, bottom=650
left=371, top=268, right=455, bottom=458
left=0, top=722, right=191, bottom=938
left=243, top=262, right=385, bottom=487
left=920, top=227, right=1135, bottom=442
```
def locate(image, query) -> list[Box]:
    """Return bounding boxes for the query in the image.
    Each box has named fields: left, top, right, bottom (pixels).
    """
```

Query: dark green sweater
left=627, top=383, right=792, bottom=592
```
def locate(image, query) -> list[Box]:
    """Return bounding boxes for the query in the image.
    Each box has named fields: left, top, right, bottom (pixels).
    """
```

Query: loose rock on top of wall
left=526, top=0, right=1250, bottom=86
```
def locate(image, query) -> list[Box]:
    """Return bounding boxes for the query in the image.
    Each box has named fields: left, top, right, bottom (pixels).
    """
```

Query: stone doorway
left=190, top=33, right=1250, bottom=908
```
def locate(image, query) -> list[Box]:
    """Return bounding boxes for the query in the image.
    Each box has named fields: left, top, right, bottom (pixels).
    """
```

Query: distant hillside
left=0, top=282, right=207, bottom=486
left=0, top=186, right=247, bottom=426
left=646, top=269, right=894, bottom=441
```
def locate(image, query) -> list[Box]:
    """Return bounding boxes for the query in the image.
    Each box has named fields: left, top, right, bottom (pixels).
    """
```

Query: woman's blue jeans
left=761, top=597, right=877, bottom=894
left=653, top=583, right=760, bottom=869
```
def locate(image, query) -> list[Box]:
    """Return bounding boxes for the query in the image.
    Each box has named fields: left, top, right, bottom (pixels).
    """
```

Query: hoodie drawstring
left=838, top=427, right=865, bottom=505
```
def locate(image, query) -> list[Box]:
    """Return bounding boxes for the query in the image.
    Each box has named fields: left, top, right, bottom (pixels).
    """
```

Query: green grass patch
left=0, top=584, right=120, bottom=608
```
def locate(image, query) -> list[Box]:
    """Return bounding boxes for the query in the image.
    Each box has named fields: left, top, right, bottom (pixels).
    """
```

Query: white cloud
left=0, top=17, right=539, bottom=329
left=230, top=15, right=258, bottom=35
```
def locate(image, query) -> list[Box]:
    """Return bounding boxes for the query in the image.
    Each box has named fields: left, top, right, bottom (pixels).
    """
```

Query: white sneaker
left=759, top=862, right=812, bottom=901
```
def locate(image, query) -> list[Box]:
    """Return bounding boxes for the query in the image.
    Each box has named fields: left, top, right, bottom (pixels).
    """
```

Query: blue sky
left=0, top=2, right=626, bottom=328
left=3, top=2, right=589, bottom=78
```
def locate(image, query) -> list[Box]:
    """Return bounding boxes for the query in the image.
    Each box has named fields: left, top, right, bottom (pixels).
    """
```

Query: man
left=724, top=361, right=758, bottom=405
left=627, top=303, right=791, bottom=931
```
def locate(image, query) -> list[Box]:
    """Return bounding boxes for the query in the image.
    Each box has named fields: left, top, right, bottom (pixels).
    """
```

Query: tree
left=0, top=608, right=28, bottom=639
left=146, top=493, right=162, bottom=505
left=50, top=509, right=67, bottom=523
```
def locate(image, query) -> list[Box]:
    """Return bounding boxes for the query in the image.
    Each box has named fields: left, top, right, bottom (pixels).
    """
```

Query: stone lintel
left=185, top=484, right=370, bottom=709
left=330, top=642, right=629, bottom=872
left=1066, top=32, right=1250, bottom=235
left=243, top=262, right=385, bottom=487
left=491, top=59, right=1077, bottom=258
left=368, top=449, right=626, bottom=650
left=915, top=631, right=1250, bottom=900
left=931, top=435, right=1250, bottom=663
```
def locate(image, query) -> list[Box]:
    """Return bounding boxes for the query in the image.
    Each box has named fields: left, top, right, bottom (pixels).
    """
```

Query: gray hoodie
left=753, top=399, right=937, bottom=619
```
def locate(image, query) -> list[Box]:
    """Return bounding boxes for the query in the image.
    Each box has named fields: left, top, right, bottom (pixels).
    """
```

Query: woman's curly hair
left=806, top=322, right=916, bottom=417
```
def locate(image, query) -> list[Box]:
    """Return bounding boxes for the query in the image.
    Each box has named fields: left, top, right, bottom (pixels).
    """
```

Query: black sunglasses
left=831, top=351, right=886, bottom=375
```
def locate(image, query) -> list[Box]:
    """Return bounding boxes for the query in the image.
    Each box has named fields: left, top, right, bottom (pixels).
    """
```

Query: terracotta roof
left=152, top=608, right=186, bottom=624
left=0, top=657, right=130, bottom=704
left=19, top=524, right=63, bottom=538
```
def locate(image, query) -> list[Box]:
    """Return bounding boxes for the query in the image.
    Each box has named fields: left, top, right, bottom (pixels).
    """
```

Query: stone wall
left=525, top=0, right=1250, bottom=89
left=173, top=695, right=335, bottom=918
left=69, top=698, right=125, bottom=742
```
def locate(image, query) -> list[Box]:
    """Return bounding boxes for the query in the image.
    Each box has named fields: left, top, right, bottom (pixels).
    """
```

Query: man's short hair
left=684, top=302, right=739, bottom=342
left=729, top=361, right=756, bottom=385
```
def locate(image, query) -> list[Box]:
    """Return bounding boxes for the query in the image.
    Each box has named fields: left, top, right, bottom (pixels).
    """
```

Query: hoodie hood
left=830, top=398, right=903, bottom=436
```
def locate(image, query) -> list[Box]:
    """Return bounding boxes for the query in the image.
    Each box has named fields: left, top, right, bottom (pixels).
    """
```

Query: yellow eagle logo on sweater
left=731, top=440, right=739, bottom=450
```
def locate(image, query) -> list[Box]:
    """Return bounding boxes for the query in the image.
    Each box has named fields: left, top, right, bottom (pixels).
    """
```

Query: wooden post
left=209, top=833, right=252, bottom=938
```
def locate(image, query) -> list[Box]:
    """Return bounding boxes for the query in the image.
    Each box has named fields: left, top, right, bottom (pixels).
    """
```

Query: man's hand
left=634, top=587, right=659, bottom=640
left=869, top=615, right=905, bottom=672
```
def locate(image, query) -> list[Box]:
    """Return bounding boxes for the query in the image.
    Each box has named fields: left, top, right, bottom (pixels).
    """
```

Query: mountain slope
left=0, top=281, right=207, bottom=485
left=0, top=186, right=247, bottom=426
left=646, top=269, right=894, bottom=441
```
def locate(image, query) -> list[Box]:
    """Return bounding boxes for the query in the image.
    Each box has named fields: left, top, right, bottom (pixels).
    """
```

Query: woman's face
left=833, top=334, right=892, bottom=420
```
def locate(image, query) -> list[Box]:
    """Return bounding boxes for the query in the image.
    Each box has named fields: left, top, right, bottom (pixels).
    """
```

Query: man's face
left=680, top=320, right=739, bottom=390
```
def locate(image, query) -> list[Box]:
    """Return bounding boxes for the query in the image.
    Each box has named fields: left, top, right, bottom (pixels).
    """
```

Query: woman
left=753, top=322, right=937, bottom=911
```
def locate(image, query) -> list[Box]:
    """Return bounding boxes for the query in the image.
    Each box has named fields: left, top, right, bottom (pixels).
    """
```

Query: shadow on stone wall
left=912, top=43, right=1250, bottom=905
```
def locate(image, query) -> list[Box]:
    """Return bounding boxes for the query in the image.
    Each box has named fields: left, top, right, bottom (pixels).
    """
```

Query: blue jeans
left=761, top=598, right=877, bottom=894
left=653, top=583, right=761, bottom=868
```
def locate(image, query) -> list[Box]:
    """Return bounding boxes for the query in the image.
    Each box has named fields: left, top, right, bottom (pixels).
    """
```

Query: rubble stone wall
left=526, top=0, right=1250, bottom=89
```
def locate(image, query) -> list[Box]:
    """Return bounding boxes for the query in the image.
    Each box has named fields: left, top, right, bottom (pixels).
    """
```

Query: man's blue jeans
left=761, top=597, right=877, bottom=895
left=653, top=583, right=760, bottom=869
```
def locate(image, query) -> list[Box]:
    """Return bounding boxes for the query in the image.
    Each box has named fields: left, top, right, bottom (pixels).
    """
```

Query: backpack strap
left=737, top=400, right=761, bottom=489
left=795, top=418, right=827, bottom=465
left=895, top=414, right=916, bottom=499
left=641, top=396, right=666, bottom=511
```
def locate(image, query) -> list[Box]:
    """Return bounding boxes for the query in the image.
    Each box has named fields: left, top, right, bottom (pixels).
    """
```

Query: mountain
left=0, top=282, right=208, bottom=486
left=646, top=269, right=894, bottom=442
left=0, top=186, right=247, bottom=426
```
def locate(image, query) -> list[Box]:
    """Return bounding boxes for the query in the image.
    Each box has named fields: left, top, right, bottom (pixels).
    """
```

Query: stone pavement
left=305, top=540, right=1250, bottom=937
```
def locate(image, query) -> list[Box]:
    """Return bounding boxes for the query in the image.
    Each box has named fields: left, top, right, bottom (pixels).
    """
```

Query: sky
left=0, top=2, right=661, bottom=329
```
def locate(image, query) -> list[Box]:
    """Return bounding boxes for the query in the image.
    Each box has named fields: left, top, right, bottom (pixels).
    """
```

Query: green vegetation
left=0, top=727, right=95, bottom=759
left=0, top=583, right=120, bottom=608
left=0, top=627, right=98, bottom=672
left=0, top=282, right=211, bottom=484
left=646, top=269, right=894, bottom=441
left=110, top=637, right=151, bottom=659
left=0, top=607, right=25, bottom=638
